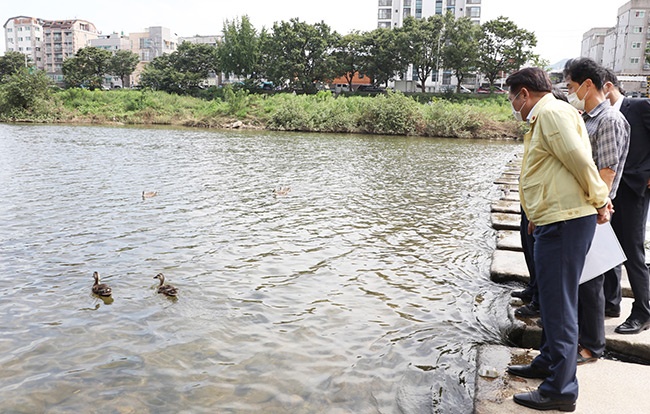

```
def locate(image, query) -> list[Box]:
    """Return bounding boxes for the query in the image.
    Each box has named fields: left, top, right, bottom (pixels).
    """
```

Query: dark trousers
left=532, top=215, right=596, bottom=401
left=604, top=180, right=650, bottom=321
left=520, top=208, right=538, bottom=304
left=578, top=275, right=605, bottom=357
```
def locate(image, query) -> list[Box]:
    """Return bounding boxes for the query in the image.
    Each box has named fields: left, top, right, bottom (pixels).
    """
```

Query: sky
left=0, top=0, right=625, bottom=64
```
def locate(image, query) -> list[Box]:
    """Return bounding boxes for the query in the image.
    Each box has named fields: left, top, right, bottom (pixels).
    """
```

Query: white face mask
left=567, top=82, right=587, bottom=111
left=510, top=91, right=526, bottom=122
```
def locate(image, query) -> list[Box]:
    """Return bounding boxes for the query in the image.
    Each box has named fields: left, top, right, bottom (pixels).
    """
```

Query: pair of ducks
left=92, top=271, right=178, bottom=297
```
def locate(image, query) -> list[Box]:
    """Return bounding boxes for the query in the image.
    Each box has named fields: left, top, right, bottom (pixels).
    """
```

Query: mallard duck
left=154, top=273, right=178, bottom=297
left=142, top=191, right=158, bottom=200
left=92, top=271, right=112, bottom=297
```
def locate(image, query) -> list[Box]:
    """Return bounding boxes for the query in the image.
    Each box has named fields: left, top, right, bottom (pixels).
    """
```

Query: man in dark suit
left=602, top=69, right=650, bottom=334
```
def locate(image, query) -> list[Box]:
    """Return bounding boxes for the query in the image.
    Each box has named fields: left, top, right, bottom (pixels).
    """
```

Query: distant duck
left=273, top=186, right=291, bottom=197
left=154, top=273, right=178, bottom=297
left=142, top=191, right=158, bottom=200
left=92, top=271, right=112, bottom=297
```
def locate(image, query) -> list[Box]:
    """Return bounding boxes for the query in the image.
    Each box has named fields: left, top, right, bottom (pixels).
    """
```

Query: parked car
left=356, top=85, right=386, bottom=93
left=477, top=86, right=507, bottom=94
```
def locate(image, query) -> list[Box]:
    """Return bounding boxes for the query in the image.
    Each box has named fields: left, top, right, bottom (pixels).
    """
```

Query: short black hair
left=563, top=57, right=606, bottom=89
left=551, top=86, right=568, bottom=102
left=505, top=67, right=553, bottom=95
left=602, top=67, right=625, bottom=94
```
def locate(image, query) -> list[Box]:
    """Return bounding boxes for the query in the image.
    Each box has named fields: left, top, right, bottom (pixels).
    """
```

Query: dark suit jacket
left=620, top=98, right=650, bottom=196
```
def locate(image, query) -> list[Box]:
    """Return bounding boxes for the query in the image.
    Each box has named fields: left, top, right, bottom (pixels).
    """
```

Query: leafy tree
left=443, top=15, right=480, bottom=93
left=399, top=15, right=447, bottom=93
left=0, top=51, right=29, bottom=79
left=361, top=28, right=406, bottom=87
left=331, top=31, right=367, bottom=90
left=218, top=15, right=263, bottom=81
left=62, top=47, right=112, bottom=90
left=0, top=66, right=53, bottom=118
left=109, top=50, right=140, bottom=87
left=263, top=18, right=340, bottom=93
left=140, top=41, right=219, bottom=94
left=477, top=16, right=537, bottom=89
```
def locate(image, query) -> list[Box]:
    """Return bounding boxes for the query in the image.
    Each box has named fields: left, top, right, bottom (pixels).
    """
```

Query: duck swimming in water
left=142, top=191, right=158, bottom=200
left=154, top=273, right=178, bottom=297
left=92, top=271, right=112, bottom=297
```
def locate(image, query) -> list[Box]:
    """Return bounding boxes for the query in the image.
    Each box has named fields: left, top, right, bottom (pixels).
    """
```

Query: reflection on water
left=0, top=124, right=518, bottom=413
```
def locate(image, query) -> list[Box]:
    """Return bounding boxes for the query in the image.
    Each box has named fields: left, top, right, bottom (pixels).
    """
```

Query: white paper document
left=579, top=222, right=626, bottom=284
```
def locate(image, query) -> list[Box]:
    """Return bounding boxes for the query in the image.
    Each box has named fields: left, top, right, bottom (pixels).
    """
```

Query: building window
left=435, top=0, right=442, bottom=14
left=378, top=0, right=392, bottom=5
left=466, top=0, right=481, bottom=3
left=634, top=26, right=643, bottom=33
left=378, top=8, right=392, bottom=19
left=17, top=27, right=22, bottom=31
left=7, top=28, right=12, bottom=32
left=416, top=0, right=423, bottom=17
left=632, top=42, right=642, bottom=49
left=467, top=7, right=481, bottom=18
left=26, top=36, right=31, bottom=41
left=403, top=8, right=411, bottom=18
left=404, top=0, right=411, bottom=5
left=378, top=21, right=391, bottom=28
left=447, top=0, right=456, bottom=5
left=631, top=57, right=641, bottom=64
left=635, top=10, right=645, bottom=18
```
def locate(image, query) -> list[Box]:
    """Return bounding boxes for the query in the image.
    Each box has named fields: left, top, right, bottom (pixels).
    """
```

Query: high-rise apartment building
left=582, top=0, right=650, bottom=94
left=377, top=0, right=482, bottom=91
left=3, top=16, right=45, bottom=69
left=378, top=0, right=481, bottom=29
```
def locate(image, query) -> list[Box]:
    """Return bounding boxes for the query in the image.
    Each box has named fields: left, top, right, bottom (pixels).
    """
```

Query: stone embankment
left=474, top=155, right=650, bottom=414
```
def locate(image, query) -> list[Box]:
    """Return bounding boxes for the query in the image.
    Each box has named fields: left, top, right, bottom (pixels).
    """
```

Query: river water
left=0, top=124, right=519, bottom=413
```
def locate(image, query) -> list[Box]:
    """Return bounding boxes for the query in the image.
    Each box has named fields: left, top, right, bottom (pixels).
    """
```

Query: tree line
left=0, top=13, right=538, bottom=98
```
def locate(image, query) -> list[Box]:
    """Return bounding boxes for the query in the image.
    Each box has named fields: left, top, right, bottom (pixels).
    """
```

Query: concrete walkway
left=474, top=158, right=650, bottom=413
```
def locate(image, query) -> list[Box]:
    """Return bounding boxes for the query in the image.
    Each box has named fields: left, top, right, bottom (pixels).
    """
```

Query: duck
left=92, top=271, right=112, bottom=297
left=142, top=191, right=158, bottom=200
left=154, top=273, right=178, bottom=297
left=273, top=186, right=291, bottom=196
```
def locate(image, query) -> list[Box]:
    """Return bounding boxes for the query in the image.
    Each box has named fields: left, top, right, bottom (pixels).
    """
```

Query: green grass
left=1, top=87, right=522, bottom=139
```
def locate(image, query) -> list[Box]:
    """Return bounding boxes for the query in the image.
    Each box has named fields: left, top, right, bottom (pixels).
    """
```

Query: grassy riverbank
left=1, top=88, right=523, bottom=139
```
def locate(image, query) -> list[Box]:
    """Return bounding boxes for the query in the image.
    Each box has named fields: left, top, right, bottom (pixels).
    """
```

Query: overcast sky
left=1, top=0, right=625, bottom=64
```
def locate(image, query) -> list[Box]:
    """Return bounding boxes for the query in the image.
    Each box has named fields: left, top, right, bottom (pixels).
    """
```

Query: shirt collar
left=582, top=99, right=611, bottom=120
left=612, top=95, right=624, bottom=111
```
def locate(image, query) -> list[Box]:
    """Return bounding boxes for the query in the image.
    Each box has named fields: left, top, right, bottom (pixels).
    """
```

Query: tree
left=140, top=41, right=219, bottom=94
left=331, top=31, right=367, bottom=91
left=0, top=67, right=53, bottom=118
left=62, top=47, right=112, bottom=90
left=218, top=15, right=263, bottom=82
left=109, top=50, right=140, bottom=87
left=399, top=15, right=447, bottom=93
left=0, top=51, right=29, bottom=79
left=361, top=28, right=406, bottom=87
left=477, top=16, right=537, bottom=89
left=443, top=15, right=480, bottom=93
left=263, top=18, right=340, bottom=93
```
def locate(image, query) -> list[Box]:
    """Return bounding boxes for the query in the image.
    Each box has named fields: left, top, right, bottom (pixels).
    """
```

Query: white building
left=582, top=0, right=650, bottom=95
left=3, top=16, right=45, bottom=70
left=377, top=0, right=482, bottom=92
left=378, top=0, right=481, bottom=29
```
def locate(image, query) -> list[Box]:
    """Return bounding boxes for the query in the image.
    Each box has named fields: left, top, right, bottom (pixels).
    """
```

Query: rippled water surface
left=0, top=124, right=520, bottom=413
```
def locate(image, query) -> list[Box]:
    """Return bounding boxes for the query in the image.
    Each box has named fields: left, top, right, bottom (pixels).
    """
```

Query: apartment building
left=378, top=0, right=482, bottom=29
left=42, top=19, right=99, bottom=83
left=377, top=0, right=482, bottom=91
left=128, top=26, right=177, bottom=85
left=3, top=16, right=45, bottom=70
left=582, top=0, right=650, bottom=94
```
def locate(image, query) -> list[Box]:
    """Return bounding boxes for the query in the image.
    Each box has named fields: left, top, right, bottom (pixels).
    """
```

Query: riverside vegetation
left=0, top=85, right=523, bottom=139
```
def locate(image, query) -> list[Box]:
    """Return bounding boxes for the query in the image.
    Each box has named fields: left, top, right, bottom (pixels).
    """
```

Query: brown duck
left=92, top=271, right=112, bottom=297
left=154, top=273, right=178, bottom=297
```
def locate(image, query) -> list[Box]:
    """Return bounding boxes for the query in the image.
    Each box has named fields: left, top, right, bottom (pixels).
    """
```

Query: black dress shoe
left=507, top=363, right=550, bottom=379
left=511, top=289, right=533, bottom=303
left=513, top=390, right=576, bottom=412
left=605, top=307, right=620, bottom=318
left=515, top=302, right=540, bottom=318
left=615, top=318, right=650, bottom=334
